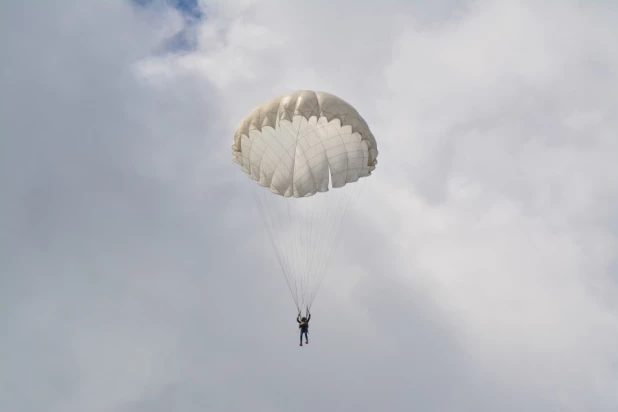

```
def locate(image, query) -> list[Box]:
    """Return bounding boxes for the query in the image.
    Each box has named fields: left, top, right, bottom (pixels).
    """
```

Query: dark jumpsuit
left=297, top=313, right=311, bottom=344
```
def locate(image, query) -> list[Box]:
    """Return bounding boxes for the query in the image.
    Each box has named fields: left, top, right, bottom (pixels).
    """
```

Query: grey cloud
left=2, top=1, right=617, bottom=412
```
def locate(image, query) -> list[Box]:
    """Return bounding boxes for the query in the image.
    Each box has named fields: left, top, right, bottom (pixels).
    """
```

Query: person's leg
left=304, top=331, right=308, bottom=344
left=300, top=330, right=303, bottom=346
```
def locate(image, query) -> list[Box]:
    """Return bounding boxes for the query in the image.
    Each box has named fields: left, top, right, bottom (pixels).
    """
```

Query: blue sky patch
left=132, top=0, right=204, bottom=52
left=132, top=0, right=203, bottom=20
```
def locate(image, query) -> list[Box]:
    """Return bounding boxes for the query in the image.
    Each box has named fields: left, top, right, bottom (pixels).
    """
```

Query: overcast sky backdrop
left=2, top=1, right=617, bottom=411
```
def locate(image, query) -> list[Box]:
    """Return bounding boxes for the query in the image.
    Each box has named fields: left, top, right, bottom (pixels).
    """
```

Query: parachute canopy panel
left=232, top=90, right=378, bottom=197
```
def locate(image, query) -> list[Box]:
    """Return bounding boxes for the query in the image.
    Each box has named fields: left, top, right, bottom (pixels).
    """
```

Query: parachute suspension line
left=307, top=200, right=334, bottom=308
left=307, top=192, right=322, bottom=309
left=307, top=194, right=319, bottom=283
left=253, top=188, right=295, bottom=310
left=299, top=191, right=325, bottom=311
left=275, top=194, right=299, bottom=309
left=251, top=174, right=369, bottom=312
left=252, top=186, right=301, bottom=312
left=285, top=199, right=298, bottom=303
left=278, top=195, right=300, bottom=309
left=304, top=197, right=312, bottom=310
left=305, top=187, right=345, bottom=308
left=290, top=198, right=305, bottom=310
left=307, top=178, right=366, bottom=310
left=307, top=184, right=353, bottom=309
left=296, top=195, right=314, bottom=311
left=296, top=198, right=306, bottom=310
left=278, top=198, right=300, bottom=310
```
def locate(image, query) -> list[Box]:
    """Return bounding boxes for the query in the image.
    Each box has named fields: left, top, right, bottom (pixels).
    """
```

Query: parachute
left=232, top=90, right=378, bottom=312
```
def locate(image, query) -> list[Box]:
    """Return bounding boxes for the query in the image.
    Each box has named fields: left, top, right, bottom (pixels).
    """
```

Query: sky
left=1, top=0, right=617, bottom=411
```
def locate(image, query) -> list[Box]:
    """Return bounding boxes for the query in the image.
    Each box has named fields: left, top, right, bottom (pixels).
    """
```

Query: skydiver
left=297, top=310, right=311, bottom=346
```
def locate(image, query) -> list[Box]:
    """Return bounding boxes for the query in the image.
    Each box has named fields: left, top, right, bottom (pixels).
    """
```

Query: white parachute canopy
left=232, top=90, right=378, bottom=312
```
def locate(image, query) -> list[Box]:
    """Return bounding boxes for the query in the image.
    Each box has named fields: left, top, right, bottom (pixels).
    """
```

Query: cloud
left=2, top=0, right=617, bottom=411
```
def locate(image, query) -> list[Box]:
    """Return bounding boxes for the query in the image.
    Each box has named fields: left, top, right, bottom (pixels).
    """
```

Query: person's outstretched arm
left=297, top=314, right=301, bottom=323
left=307, top=313, right=311, bottom=322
